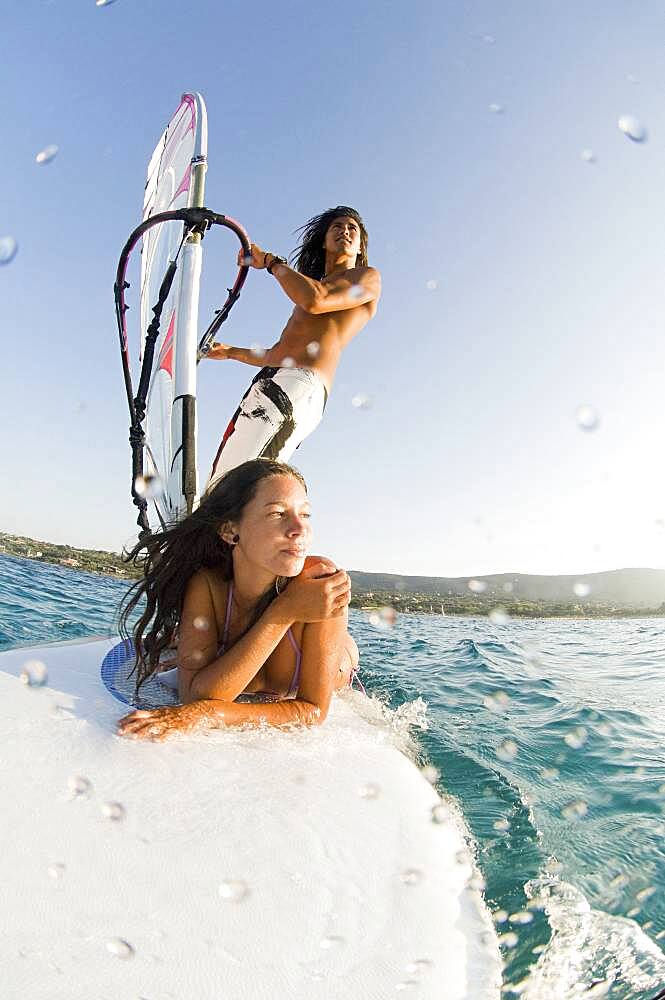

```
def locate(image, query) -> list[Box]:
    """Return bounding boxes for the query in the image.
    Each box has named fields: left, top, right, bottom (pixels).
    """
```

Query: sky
left=2, top=0, right=665, bottom=578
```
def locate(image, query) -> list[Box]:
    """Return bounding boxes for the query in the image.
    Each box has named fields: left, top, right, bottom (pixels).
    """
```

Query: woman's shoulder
left=184, top=567, right=229, bottom=615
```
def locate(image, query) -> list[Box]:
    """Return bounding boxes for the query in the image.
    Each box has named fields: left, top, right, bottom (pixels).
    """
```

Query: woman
left=117, top=459, right=360, bottom=741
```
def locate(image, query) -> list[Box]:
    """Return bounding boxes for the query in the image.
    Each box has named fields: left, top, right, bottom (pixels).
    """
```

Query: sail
left=139, top=93, right=208, bottom=526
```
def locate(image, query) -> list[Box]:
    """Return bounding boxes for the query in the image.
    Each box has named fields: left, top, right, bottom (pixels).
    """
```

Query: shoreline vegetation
left=2, top=531, right=665, bottom=620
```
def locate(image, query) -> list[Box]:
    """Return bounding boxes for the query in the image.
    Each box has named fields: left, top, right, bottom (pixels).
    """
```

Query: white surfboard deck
left=0, top=636, right=502, bottom=1000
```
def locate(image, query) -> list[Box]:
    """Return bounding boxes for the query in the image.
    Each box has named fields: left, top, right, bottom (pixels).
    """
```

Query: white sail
left=139, top=93, right=208, bottom=525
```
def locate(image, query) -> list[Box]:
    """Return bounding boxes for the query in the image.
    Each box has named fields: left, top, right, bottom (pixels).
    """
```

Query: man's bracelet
left=266, top=254, right=287, bottom=275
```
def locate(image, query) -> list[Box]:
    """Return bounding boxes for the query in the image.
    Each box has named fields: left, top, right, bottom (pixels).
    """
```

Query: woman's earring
left=232, top=534, right=240, bottom=545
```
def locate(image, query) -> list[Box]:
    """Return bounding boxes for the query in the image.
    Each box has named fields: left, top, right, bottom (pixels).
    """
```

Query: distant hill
left=348, top=568, right=665, bottom=609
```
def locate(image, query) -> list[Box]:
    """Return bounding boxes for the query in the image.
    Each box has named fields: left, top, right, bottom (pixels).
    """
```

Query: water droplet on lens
left=467, top=871, right=486, bottom=891
left=573, top=582, right=591, bottom=598
left=48, top=862, right=66, bottom=879
left=575, top=405, right=600, bottom=431
left=561, top=798, right=588, bottom=820
left=400, top=867, right=424, bottom=886
left=349, top=284, right=363, bottom=299
left=306, top=341, right=320, bottom=358
left=431, top=804, right=448, bottom=824
left=421, top=765, right=439, bottom=784
left=541, top=767, right=559, bottom=780
left=483, top=690, right=511, bottom=713
left=626, top=74, right=639, bottom=85
left=618, top=114, right=647, bottom=142
left=320, top=934, right=345, bottom=950
left=96, top=0, right=118, bottom=7
left=636, top=886, right=656, bottom=902
left=101, top=801, right=126, bottom=821
left=489, top=103, right=504, bottom=114
left=493, top=909, right=508, bottom=924
left=282, top=356, right=295, bottom=368
left=489, top=607, right=509, bottom=624
left=468, top=579, right=487, bottom=593
left=395, top=982, right=419, bottom=992
left=250, top=343, right=267, bottom=358
left=359, top=782, right=380, bottom=799
left=35, top=144, right=59, bottom=165
left=581, top=148, right=596, bottom=163
left=498, top=931, right=519, bottom=949
left=20, top=659, right=48, bottom=687
left=134, top=474, right=163, bottom=499
left=106, top=937, right=134, bottom=959
left=426, top=279, right=438, bottom=290
left=351, top=393, right=372, bottom=409
left=564, top=726, right=588, bottom=749
left=496, top=739, right=518, bottom=762
left=218, top=879, right=249, bottom=902
left=68, top=774, right=92, bottom=799
left=482, top=34, right=495, bottom=44
left=509, top=910, right=534, bottom=924
left=193, top=616, right=210, bottom=631
left=0, top=236, right=18, bottom=265
left=493, top=818, right=510, bottom=832
left=503, top=581, right=514, bottom=593
left=585, top=980, right=613, bottom=998
left=405, top=958, right=433, bottom=975
left=655, top=929, right=665, bottom=940
left=610, top=873, right=629, bottom=889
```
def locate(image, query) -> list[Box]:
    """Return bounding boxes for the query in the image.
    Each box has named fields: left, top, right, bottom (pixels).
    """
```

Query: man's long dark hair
left=118, top=459, right=307, bottom=693
left=291, top=205, right=368, bottom=280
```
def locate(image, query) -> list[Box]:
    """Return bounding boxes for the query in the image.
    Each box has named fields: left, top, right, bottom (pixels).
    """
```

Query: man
left=205, top=205, right=381, bottom=490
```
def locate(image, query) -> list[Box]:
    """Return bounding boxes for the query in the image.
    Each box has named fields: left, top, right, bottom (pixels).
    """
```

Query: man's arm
left=205, top=343, right=270, bottom=366
left=271, top=263, right=381, bottom=315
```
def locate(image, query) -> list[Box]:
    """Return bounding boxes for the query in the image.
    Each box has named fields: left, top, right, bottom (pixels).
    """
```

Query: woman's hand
left=117, top=703, right=210, bottom=742
left=275, top=558, right=351, bottom=624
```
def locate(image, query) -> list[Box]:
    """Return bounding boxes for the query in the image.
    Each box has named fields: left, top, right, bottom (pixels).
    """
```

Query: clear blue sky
left=2, top=0, right=665, bottom=578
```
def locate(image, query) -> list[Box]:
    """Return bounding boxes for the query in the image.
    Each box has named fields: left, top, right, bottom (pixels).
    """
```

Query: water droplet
left=405, top=958, right=433, bottom=975
left=468, top=579, right=487, bottom=594
left=250, top=343, right=267, bottom=358
left=493, top=909, right=509, bottom=924
left=319, top=934, right=345, bottom=950
left=101, top=801, right=126, bottom=822
left=306, top=341, right=320, bottom=358
left=35, top=144, right=59, bottom=165
left=496, top=739, right=518, bottom=762
left=421, top=765, right=439, bottom=784
left=532, top=943, right=546, bottom=954
left=541, top=767, right=559, bottom=780
left=47, top=862, right=66, bottom=879
left=431, top=804, right=448, bottom=824
left=105, top=937, right=134, bottom=959
left=0, top=236, right=18, bottom=265
left=655, top=929, right=665, bottom=940
left=581, top=148, right=596, bottom=163
left=502, top=581, right=514, bottom=593
left=351, top=393, right=372, bottom=409
left=218, top=879, right=249, bottom=902
left=489, top=607, right=509, bottom=625
left=618, top=114, right=648, bottom=142
left=489, top=103, right=504, bottom=114
left=399, top=868, right=424, bottom=886
left=573, top=582, right=591, bottom=598
left=575, top=405, right=600, bottom=431
left=636, top=886, right=656, bottom=902
left=493, top=818, right=510, bottom=833
left=564, top=726, right=588, bottom=749
left=509, top=910, right=534, bottom=924
left=498, top=931, right=519, bottom=949
left=134, top=474, right=163, bottom=499
left=482, top=34, right=495, bottom=44
left=282, top=356, right=295, bottom=368
left=96, top=0, right=118, bottom=7
left=67, top=774, right=92, bottom=799
left=626, top=906, right=640, bottom=918
left=585, top=979, right=613, bottom=998
left=597, top=722, right=612, bottom=737
left=484, top=691, right=510, bottom=716
left=561, top=799, right=588, bottom=820
left=626, top=74, right=639, bottom=85
left=20, top=659, right=48, bottom=687
left=349, top=284, right=363, bottom=299
left=610, top=873, right=629, bottom=889
left=395, top=982, right=419, bottom=992
left=425, top=279, right=438, bottom=291
left=359, top=782, right=380, bottom=799
left=467, top=871, right=486, bottom=891
left=193, top=616, right=210, bottom=631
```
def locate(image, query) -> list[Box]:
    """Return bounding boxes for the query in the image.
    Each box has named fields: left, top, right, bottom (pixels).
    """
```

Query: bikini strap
left=285, top=627, right=302, bottom=698
left=221, top=581, right=234, bottom=653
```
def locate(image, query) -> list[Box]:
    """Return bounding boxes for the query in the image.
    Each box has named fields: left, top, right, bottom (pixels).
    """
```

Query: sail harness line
left=114, top=206, right=251, bottom=536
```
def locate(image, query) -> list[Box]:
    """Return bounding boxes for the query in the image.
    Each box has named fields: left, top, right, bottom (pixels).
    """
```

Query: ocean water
left=2, top=552, right=664, bottom=999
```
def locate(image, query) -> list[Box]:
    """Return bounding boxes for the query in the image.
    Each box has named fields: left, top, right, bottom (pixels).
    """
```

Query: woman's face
left=235, top=474, right=312, bottom=578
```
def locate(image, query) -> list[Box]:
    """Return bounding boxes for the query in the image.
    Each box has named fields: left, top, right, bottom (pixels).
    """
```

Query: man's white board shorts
left=207, top=366, right=328, bottom=491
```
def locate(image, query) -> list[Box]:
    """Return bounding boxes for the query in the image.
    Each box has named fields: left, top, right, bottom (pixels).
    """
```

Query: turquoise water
left=2, top=552, right=664, bottom=998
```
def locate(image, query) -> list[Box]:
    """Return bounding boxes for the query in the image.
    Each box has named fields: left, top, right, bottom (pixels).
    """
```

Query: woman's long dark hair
left=118, top=459, right=307, bottom=693
left=291, top=205, right=368, bottom=279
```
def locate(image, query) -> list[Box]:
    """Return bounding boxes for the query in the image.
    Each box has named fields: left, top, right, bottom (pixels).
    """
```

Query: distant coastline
left=2, top=532, right=665, bottom=620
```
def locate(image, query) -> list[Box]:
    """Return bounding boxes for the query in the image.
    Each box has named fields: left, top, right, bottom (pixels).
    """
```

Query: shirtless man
left=205, top=205, right=381, bottom=491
